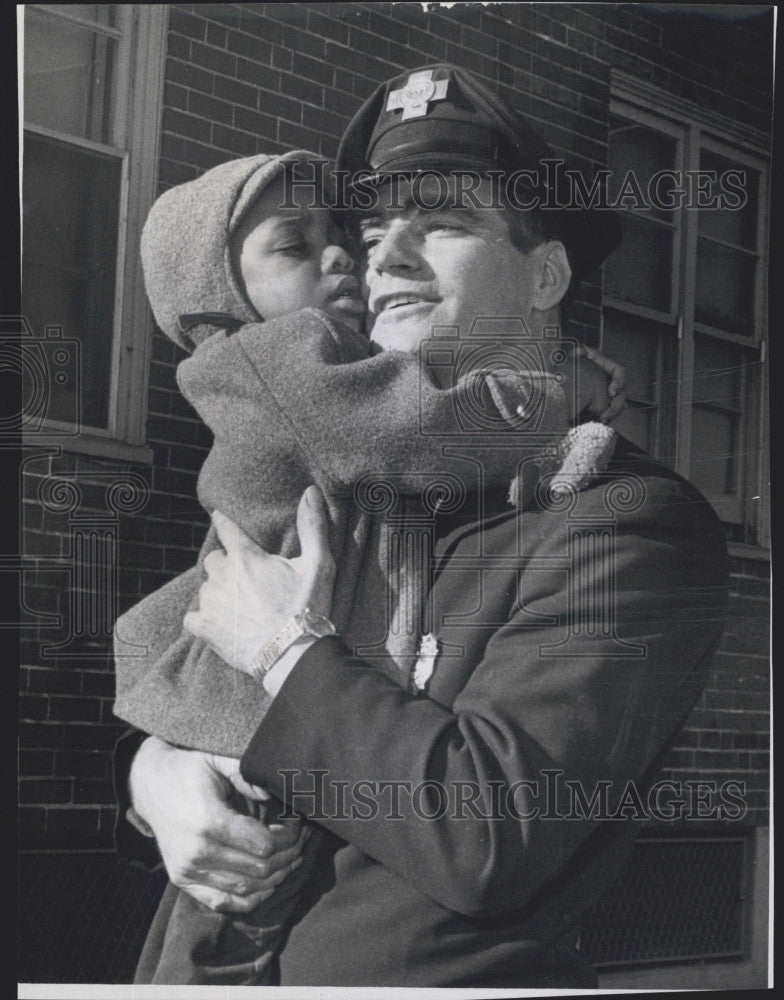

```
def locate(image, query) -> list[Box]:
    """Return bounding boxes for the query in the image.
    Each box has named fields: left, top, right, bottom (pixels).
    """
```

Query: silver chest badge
left=411, top=632, right=440, bottom=693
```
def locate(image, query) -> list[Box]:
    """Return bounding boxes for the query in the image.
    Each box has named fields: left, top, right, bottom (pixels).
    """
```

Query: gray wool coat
left=113, top=151, right=615, bottom=756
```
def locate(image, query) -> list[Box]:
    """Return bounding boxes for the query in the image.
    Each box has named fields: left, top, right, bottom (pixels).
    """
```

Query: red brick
left=167, top=30, right=191, bottom=62
left=284, top=73, right=323, bottom=106
left=45, top=806, right=100, bottom=836
left=407, top=25, right=447, bottom=62
left=226, top=28, right=272, bottom=63
left=302, top=104, right=348, bottom=135
left=169, top=7, right=206, bottom=42
left=48, top=696, right=102, bottom=723
left=213, top=73, right=259, bottom=108
left=188, top=90, right=234, bottom=125
left=308, top=9, right=350, bottom=46
left=272, top=45, right=294, bottom=71
left=293, top=50, right=333, bottom=86
left=73, top=778, right=115, bottom=804
left=19, top=750, right=55, bottom=776
left=283, top=24, right=326, bottom=59
left=190, top=39, right=237, bottom=76
left=206, top=21, right=227, bottom=49
left=55, top=750, right=111, bottom=778
left=211, top=122, right=258, bottom=156
left=166, top=58, right=215, bottom=94
left=240, top=7, right=283, bottom=46
left=80, top=671, right=116, bottom=698
left=233, top=105, right=278, bottom=140
left=20, top=694, right=49, bottom=721
left=19, top=778, right=72, bottom=804
left=279, top=120, right=326, bottom=150
left=25, top=667, right=81, bottom=696
left=236, top=56, right=281, bottom=92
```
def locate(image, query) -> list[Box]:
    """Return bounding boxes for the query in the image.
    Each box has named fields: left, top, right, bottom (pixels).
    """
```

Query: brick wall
left=19, top=2, right=771, bottom=851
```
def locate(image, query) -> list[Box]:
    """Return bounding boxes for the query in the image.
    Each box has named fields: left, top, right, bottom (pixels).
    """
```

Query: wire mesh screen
left=18, top=851, right=168, bottom=984
left=582, top=834, right=748, bottom=968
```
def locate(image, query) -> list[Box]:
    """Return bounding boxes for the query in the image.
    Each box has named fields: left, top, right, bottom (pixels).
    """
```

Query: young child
left=114, top=150, right=619, bottom=985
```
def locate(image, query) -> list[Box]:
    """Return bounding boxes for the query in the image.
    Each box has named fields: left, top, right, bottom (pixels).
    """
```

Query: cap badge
left=386, top=69, right=449, bottom=121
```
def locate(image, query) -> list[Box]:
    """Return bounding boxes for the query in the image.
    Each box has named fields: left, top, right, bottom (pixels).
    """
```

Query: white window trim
left=20, top=4, right=169, bottom=463
left=606, top=72, right=770, bottom=555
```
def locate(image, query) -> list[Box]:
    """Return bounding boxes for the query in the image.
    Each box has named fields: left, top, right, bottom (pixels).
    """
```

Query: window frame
left=20, top=3, right=168, bottom=462
left=604, top=73, right=770, bottom=552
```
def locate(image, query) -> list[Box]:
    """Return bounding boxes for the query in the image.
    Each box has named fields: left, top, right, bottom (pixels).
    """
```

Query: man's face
left=356, top=176, right=543, bottom=354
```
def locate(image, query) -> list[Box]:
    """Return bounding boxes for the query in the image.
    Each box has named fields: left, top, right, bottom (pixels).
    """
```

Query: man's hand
left=184, top=485, right=335, bottom=677
left=129, top=736, right=306, bottom=913
left=575, top=344, right=627, bottom=423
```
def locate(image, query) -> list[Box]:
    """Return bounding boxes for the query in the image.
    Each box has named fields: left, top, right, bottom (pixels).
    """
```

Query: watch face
left=299, top=608, right=336, bottom=637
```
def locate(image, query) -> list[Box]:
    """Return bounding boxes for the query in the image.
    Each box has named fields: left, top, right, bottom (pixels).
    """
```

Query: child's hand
left=575, top=345, right=627, bottom=423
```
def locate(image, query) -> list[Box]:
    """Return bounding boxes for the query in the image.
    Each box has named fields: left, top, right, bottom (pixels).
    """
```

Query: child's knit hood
left=140, top=150, right=329, bottom=351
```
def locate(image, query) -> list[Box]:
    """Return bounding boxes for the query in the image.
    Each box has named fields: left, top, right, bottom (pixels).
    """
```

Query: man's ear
left=531, top=241, right=572, bottom=312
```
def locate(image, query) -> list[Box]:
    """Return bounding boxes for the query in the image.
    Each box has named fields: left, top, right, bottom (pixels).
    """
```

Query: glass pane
left=602, top=313, right=659, bottom=402
left=605, top=214, right=673, bottom=313
left=693, top=336, right=743, bottom=412
left=612, top=401, right=654, bottom=455
left=698, top=150, right=758, bottom=250
left=690, top=406, right=738, bottom=495
left=695, top=237, right=755, bottom=335
left=24, top=7, right=117, bottom=143
left=608, top=118, right=678, bottom=223
left=40, top=5, right=118, bottom=28
left=601, top=311, right=677, bottom=464
left=22, top=132, right=121, bottom=429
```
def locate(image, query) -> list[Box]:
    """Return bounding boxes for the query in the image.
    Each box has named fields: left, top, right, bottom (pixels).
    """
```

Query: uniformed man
left=119, top=64, right=728, bottom=987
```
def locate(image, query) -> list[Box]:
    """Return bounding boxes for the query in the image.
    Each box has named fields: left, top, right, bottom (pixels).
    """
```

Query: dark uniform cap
left=335, top=63, right=622, bottom=280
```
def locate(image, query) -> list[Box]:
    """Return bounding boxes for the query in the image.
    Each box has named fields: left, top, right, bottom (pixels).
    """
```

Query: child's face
left=231, top=174, right=366, bottom=333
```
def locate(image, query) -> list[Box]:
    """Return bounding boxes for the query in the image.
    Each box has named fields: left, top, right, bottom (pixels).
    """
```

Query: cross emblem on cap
left=386, top=69, right=449, bottom=121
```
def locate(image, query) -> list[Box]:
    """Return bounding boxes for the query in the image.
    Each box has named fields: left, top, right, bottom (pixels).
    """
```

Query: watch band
left=250, top=607, right=336, bottom=681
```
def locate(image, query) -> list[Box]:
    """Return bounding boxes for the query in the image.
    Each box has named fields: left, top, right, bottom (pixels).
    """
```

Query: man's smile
left=370, top=291, right=441, bottom=317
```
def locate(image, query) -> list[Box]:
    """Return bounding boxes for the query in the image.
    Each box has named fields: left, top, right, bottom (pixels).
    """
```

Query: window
left=21, top=4, right=167, bottom=459
left=602, top=81, right=769, bottom=546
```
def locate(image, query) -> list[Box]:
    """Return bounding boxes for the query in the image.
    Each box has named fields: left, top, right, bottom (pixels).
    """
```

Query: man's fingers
left=207, top=754, right=270, bottom=803
left=296, top=486, right=335, bottom=580
left=184, top=882, right=268, bottom=915
left=175, top=826, right=303, bottom=886
left=600, top=388, right=627, bottom=424
left=214, top=808, right=299, bottom=859
left=607, top=364, right=626, bottom=397
left=203, top=548, right=226, bottom=576
left=183, top=610, right=204, bottom=638
left=211, top=510, right=257, bottom=556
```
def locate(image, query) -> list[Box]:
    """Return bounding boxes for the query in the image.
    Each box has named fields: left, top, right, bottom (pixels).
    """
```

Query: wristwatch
left=250, top=607, right=337, bottom=681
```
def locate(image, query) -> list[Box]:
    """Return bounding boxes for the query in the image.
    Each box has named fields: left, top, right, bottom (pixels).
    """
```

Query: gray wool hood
left=140, top=150, right=330, bottom=351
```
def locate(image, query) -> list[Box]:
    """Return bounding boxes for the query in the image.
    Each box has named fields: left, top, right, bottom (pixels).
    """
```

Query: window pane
left=695, top=237, right=755, bottom=335
left=608, top=118, right=677, bottom=223
left=605, top=214, right=673, bottom=312
left=22, top=132, right=121, bottom=429
left=693, top=336, right=743, bottom=412
left=24, top=7, right=117, bottom=143
left=699, top=151, right=758, bottom=250
left=603, top=313, right=659, bottom=401
left=613, top=401, right=655, bottom=455
left=690, top=406, right=738, bottom=495
left=602, top=311, right=677, bottom=463
left=41, top=5, right=118, bottom=28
